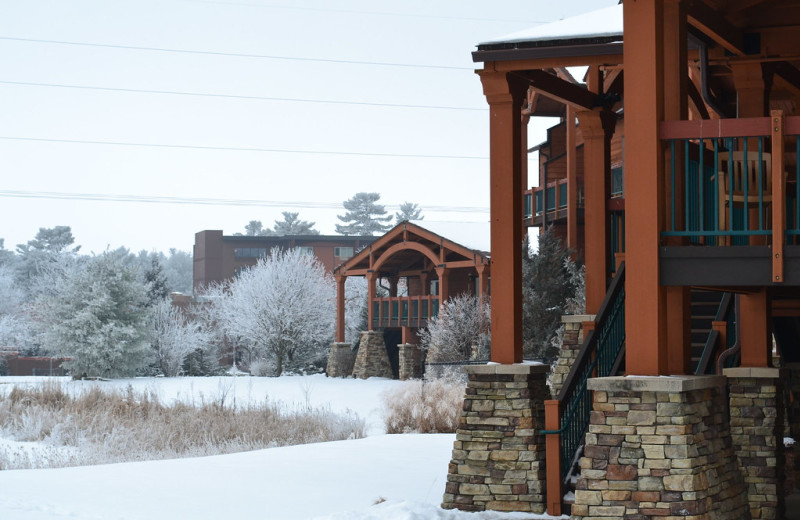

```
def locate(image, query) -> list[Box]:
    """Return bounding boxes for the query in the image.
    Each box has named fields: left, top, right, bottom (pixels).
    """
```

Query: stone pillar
left=724, top=367, right=786, bottom=520
left=326, top=342, right=355, bottom=378
left=573, top=376, right=750, bottom=519
left=548, top=314, right=594, bottom=398
left=351, top=330, right=393, bottom=379
left=442, top=364, right=549, bottom=514
left=397, top=343, right=422, bottom=380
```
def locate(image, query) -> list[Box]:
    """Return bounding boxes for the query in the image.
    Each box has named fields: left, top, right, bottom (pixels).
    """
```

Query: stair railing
left=694, top=292, right=735, bottom=375
left=541, top=262, right=626, bottom=515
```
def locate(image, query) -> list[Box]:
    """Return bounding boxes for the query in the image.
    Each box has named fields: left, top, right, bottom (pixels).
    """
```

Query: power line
left=0, top=80, right=485, bottom=112
left=0, top=136, right=488, bottom=160
left=0, top=36, right=474, bottom=71
left=0, top=189, right=490, bottom=213
left=183, top=0, right=550, bottom=25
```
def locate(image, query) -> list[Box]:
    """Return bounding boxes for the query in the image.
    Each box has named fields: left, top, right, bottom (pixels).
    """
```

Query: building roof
left=407, top=220, right=490, bottom=253
left=220, top=234, right=376, bottom=244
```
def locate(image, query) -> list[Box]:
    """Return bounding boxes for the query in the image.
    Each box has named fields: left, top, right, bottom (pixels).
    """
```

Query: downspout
left=716, top=294, right=740, bottom=374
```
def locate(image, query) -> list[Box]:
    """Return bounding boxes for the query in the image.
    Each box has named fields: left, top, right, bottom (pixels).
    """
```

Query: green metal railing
left=372, top=296, right=439, bottom=328
left=541, top=263, right=626, bottom=482
left=611, top=167, right=624, bottom=197
left=524, top=192, right=533, bottom=219
left=694, top=293, right=735, bottom=375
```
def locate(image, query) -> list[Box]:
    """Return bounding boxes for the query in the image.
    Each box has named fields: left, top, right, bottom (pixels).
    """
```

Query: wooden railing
left=541, top=263, right=626, bottom=516
left=371, top=295, right=439, bottom=329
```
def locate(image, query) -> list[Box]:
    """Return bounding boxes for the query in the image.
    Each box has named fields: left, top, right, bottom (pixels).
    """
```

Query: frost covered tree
left=147, top=298, right=212, bottom=376
left=0, top=265, right=29, bottom=350
left=35, top=250, right=150, bottom=378
left=15, top=226, right=80, bottom=291
left=272, top=212, right=320, bottom=236
left=144, top=256, right=170, bottom=305
left=162, top=249, right=194, bottom=295
left=211, top=247, right=335, bottom=376
left=395, top=202, right=423, bottom=223
left=335, top=192, right=393, bottom=235
left=522, top=227, right=583, bottom=362
left=344, top=277, right=368, bottom=345
left=421, top=294, right=490, bottom=363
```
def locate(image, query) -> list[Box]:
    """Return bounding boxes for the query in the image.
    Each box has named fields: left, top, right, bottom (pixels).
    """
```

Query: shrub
left=381, top=378, right=465, bottom=434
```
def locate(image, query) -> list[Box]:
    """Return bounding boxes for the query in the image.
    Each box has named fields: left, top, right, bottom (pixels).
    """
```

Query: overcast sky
left=0, top=0, right=617, bottom=254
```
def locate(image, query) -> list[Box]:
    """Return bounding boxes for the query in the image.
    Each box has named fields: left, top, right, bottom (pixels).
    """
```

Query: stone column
left=351, top=331, right=393, bottom=379
left=326, top=342, right=355, bottom=378
left=548, top=314, right=594, bottom=398
left=442, top=364, right=549, bottom=514
left=573, top=376, right=750, bottom=519
left=397, top=343, right=421, bottom=380
left=724, top=367, right=786, bottom=520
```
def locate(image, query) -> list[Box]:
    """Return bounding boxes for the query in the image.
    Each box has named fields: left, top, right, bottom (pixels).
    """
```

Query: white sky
left=0, top=0, right=617, bottom=254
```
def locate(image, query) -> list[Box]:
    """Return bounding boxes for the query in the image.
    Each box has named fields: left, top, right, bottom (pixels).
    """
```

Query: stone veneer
left=724, top=367, right=786, bottom=520
left=326, top=342, right=355, bottom=378
left=442, top=364, right=549, bottom=513
left=573, top=376, right=750, bottom=519
left=549, top=314, right=594, bottom=398
left=397, top=343, right=422, bottom=380
left=351, top=331, right=393, bottom=379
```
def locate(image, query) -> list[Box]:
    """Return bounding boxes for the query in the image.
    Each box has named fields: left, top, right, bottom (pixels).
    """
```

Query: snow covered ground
left=0, top=375, right=566, bottom=520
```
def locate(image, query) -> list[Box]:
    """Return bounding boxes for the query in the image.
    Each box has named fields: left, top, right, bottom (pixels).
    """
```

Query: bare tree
left=147, top=298, right=212, bottom=376
left=420, top=294, right=490, bottom=363
left=210, top=248, right=335, bottom=376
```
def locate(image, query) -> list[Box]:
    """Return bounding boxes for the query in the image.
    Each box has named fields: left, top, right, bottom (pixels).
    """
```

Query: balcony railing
left=371, top=295, right=439, bottom=329
left=661, top=114, right=800, bottom=246
left=524, top=179, right=580, bottom=220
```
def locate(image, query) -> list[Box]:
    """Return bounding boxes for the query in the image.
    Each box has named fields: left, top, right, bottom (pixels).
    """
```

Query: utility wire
left=184, top=0, right=549, bottom=25
left=0, top=136, right=488, bottom=160
left=0, top=80, right=485, bottom=111
left=0, top=189, right=489, bottom=213
left=0, top=36, right=473, bottom=70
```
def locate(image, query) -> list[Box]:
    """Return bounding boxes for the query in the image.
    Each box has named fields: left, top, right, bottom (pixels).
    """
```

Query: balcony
left=659, top=113, right=800, bottom=286
left=524, top=179, right=581, bottom=227
left=371, top=295, right=440, bottom=329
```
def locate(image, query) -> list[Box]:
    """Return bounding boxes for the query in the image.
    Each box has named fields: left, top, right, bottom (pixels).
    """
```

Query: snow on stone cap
left=478, top=4, right=622, bottom=47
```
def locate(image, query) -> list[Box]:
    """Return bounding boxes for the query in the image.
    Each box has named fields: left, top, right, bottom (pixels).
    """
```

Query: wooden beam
left=603, top=69, right=624, bottom=98
left=685, top=0, right=745, bottom=56
left=520, top=70, right=599, bottom=110
left=483, top=54, right=624, bottom=73
left=687, top=79, right=711, bottom=120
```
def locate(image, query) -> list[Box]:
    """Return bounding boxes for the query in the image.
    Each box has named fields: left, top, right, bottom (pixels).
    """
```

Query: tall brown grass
left=382, top=378, right=464, bottom=434
left=0, top=381, right=365, bottom=470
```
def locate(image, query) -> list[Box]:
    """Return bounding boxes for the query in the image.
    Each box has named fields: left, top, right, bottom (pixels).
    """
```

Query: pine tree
left=144, top=256, right=170, bottom=306
left=521, top=227, right=581, bottom=363
left=395, top=202, right=423, bottom=223
left=335, top=192, right=393, bottom=235
left=272, top=212, right=320, bottom=235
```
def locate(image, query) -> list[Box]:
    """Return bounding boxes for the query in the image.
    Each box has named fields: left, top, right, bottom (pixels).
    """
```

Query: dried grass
left=0, top=381, right=365, bottom=470
left=381, top=378, right=464, bottom=434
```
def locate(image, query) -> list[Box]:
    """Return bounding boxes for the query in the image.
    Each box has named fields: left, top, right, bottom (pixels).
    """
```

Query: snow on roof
left=409, top=220, right=490, bottom=253
left=478, top=4, right=622, bottom=47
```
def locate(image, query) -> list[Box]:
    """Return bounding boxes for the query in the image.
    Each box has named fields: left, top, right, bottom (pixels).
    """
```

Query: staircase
left=690, top=289, right=724, bottom=370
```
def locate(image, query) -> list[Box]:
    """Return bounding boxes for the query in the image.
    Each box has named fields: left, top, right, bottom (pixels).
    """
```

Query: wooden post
left=772, top=110, right=785, bottom=283
left=623, top=0, right=669, bottom=375
left=566, top=105, right=579, bottom=253
left=478, top=69, right=527, bottom=364
left=435, top=266, right=450, bottom=304
left=335, top=273, right=346, bottom=343
left=544, top=399, right=562, bottom=516
left=577, top=109, right=616, bottom=315
left=366, top=271, right=376, bottom=331
left=740, top=289, right=772, bottom=368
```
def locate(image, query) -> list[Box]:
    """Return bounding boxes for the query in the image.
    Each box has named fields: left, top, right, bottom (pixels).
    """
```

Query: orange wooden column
left=739, top=289, right=772, bottom=367
left=663, top=0, right=691, bottom=375
left=623, top=0, right=669, bottom=375
left=335, top=273, right=346, bottom=342
left=366, top=271, right=376, bottom=331
left=566, top=105, right=579, bottom=254
left=577, top=108, right=615, bottom=315
left=476, top=264, right=489, bottom=300
left=435, top=266, right=450, bottom=303
left=478, top=69, right=527, bottom=364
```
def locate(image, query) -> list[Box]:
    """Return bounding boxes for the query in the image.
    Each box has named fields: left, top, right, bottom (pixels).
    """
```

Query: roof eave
left=472, top=41, right=623, bottom=64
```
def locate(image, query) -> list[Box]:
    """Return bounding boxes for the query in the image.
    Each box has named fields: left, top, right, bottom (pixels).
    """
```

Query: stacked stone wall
left=326, top=342, right=355, bottom=378
left=442, top=364, right=549, bottom=514
left=397, top=343, right=423, bottom=380
left=573, top=376, right=750, bottom=519
left=725, top=368, right=786, bottom=520
left=351, top=331, right=393, bottom=379
left=549, top=314, right=593, bottom=398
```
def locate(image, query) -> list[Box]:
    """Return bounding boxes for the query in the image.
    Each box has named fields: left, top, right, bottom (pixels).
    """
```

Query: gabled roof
left=335, top=221, right=489, bottom=277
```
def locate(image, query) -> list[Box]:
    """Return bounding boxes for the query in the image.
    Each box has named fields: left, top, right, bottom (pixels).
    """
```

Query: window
left=234, top=247, right=267, bottom=258
left=334, top=247, right=354, bottom=259
left=296, top=246, right=314, bottom=256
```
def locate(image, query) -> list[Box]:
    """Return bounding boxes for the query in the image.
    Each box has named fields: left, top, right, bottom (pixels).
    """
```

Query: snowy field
left=0, top=375, right=566, bottom=520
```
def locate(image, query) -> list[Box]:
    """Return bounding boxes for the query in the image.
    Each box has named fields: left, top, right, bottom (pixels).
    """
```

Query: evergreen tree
left=272, top=211, right=320, bottom=235
left=234, top=220, right=275, bottom=237
left=521, top=227, right=581, bottom=363
left=15, top=226, right=80, bottom=290
left=144, top=256, right=170, bottom=306
left=335, top=192, right=393, bottom=235
left=395, top=202, right=423, bottom=223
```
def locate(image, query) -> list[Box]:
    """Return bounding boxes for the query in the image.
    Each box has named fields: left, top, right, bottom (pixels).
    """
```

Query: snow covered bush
left=344, top=277, right=368, bottom=346
left=147, top=298, right=213, bottom=377
left=420, top=293, right=490, bottom=363
left=382, top=378, right=465, bottom=434
left=208, top=247, right=335, bottom=376
left=34, top=250, right=150, bottom=378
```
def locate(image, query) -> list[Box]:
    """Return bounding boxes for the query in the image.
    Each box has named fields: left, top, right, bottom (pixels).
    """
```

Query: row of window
left=233, top=246, right=354, bottom=259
